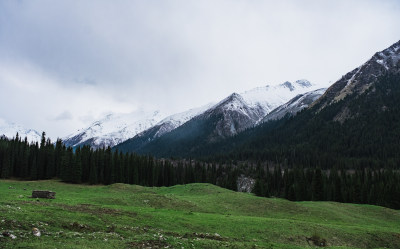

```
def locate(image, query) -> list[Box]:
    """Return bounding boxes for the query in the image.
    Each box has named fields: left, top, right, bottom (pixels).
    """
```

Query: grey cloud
left=0, top=0, right=400, bottom=139
left=53, top=111, right=73, bottom=121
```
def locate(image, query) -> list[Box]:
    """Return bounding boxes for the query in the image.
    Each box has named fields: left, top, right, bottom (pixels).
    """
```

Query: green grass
left=0, top=180, right=399, bottom=248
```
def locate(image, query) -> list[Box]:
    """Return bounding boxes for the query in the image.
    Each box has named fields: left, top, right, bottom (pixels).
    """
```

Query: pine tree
left=311, top=168, right=323, bottom=201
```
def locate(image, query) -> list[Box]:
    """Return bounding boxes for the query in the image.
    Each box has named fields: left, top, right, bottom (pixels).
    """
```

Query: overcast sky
left=1, top=0, right=400, bottom=139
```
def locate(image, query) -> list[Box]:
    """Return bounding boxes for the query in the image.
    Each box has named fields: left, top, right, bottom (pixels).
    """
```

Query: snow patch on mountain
left=239, top=79, right=317, bottom=120
left=261, top=88, right=326, bottom=123
left=0, top=118, right=41, bottom=143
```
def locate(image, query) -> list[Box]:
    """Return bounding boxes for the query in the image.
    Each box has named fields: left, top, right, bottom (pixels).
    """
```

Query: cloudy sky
left=1, top=0, right=400, bottom=139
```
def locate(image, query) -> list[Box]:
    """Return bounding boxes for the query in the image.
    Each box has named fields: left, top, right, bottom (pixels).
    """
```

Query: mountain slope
left=63, top=110, right=163, bottom=149
left=261, top=88, right=326, bottom=122
left=313, top=40, right=400, bottom=111
left=115, top=103, right=214, bottom=152
left=208, top=40, right=400, bottom=167
left=116, top=80, right=315, bottom=156
left=0, top=119, right=41, bottom=143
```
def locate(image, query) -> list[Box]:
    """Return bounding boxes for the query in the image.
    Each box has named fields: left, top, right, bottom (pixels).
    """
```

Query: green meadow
left=0, top=180, right=399, bottom=248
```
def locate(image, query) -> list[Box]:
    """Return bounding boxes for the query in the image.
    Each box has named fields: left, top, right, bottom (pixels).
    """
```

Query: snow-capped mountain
left=116, top=79, right=315, bottom=155
left=313, top=40, right=400, bottom=111
left=200, top=79, right=317, bottom=138
left=0, top=118, right=41, bottom=143
left=261, top=88, right=326, bottom=123
left=223, top=39, right=400, bottom=166
left=62, top=110, right=164, bottom=149
left=114, top=103, right=215, bottom=152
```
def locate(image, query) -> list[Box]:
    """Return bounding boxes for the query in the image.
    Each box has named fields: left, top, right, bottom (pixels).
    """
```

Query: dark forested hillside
left=116, top=112, right=224, bottom=157
left=121, top=73, right=400, bottom=171
left=223, top=73, right=400, bottom=169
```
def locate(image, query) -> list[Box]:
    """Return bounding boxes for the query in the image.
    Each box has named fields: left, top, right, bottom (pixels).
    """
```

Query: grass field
left=0, top=180, right=399, bottom=248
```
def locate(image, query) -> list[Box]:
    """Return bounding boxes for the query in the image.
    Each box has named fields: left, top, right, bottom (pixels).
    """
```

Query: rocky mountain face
left=200, top=79, right=316, bottom=140
left=0, top=118, right=41, bottom=143
left=313, top=40, right=400, bottom=112
left=261, top=88, right=326, bottom=123
left=200, top=93, right=263, bottom=141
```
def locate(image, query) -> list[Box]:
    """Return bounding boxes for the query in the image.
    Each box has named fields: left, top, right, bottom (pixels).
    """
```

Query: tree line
left=0, top=133, right=237, bottom=189
left=0, top=133, right=399, bottom=209
left=252, top=165, right=400, bottom=209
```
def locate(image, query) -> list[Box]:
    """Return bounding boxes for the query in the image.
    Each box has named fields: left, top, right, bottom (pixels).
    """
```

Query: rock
left=2, top=231, right=17, bottom=239
left=2, top=231, right=11, bottom=237
left=32, top=228, right=41, bottom=237
left=236, top=175, right=255, bottom=193
left=32, top=190, right=56, bottom=199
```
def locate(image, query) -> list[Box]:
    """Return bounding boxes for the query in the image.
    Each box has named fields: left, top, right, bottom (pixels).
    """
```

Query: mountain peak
left=228, top=92, right=242, bottom=99
left=373, top=40, right=400, bottom=70
left=215, top=92, right=245, bottom=107
left=0, top=118, right=41, bottom=143
left=295, top=79, right=312, bottom=88
left=280, top=81, right=295, bottom=91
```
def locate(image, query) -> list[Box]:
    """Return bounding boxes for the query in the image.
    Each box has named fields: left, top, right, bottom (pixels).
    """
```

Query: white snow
left=346, top=67, right=362, bottom=87
left=375, top=44, right=400, bottom=70
left=153, top=102, right=215, bottom=138
left=0, top=118, right=41, bottom=143
left=260, top=88, right=326, bottom=123
left=376, top=59, right=389, bottom=70
left=63, top=110, right=164, bottom=148
left=240, top=79, right=316, bottom=117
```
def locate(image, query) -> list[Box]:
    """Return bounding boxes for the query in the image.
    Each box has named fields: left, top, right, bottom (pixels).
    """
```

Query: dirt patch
left=306, top=235, right=327, bottom=247
left=128, top=240, right=169, bottom=249
left=0, top=218, right=30, bottom=230
left=62, top=222, right=94, bottom=232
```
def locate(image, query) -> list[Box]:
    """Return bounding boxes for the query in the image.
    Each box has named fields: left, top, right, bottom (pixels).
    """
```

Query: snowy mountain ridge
left=0, top=118, right=41, bottom=143
left=239, top=79, right=316, bottom=116
left=62, top=110, right=164, bottom=149
left=115, top=79, right=318, bottom=155
left=151, top=103, right=216, bottom=139
left=65, top=79, right=316, bottom=149
left=261, top=88, right=327, bottom=123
